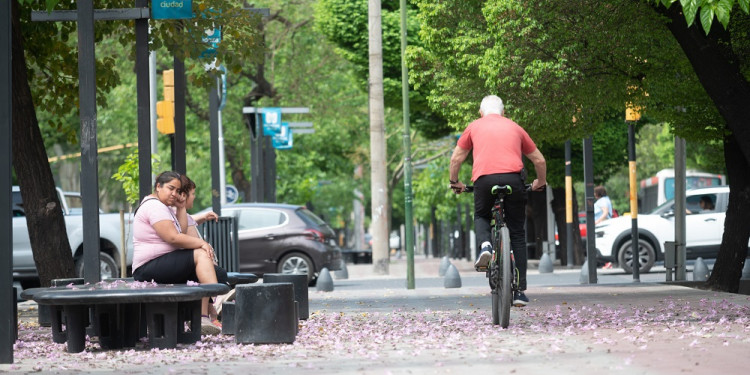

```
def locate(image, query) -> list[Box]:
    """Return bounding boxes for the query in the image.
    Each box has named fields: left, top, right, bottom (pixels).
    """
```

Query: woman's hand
left=195, top=211, right=219, bottom=225
left=200, top=242, right=218, bottom=265
left=173, top=192, right=187, bottom=209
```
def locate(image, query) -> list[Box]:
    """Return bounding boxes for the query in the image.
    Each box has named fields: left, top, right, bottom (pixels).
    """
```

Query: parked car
left=595, top=186, right=733, bottom=274
left=205, top=203, right=342, bottom=284
left=12, top=186, right=133, bottom=287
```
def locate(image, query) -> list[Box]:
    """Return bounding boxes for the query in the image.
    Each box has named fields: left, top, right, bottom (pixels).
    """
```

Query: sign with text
left=272, top=122, right=293, bottom=150
left=262, top=107, right=282, bottom=134
left=152, top=0, right=193, bottom=20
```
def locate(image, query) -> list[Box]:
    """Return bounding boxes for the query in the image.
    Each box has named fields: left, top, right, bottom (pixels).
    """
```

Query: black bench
left=28, top=280, right=230, bottom=353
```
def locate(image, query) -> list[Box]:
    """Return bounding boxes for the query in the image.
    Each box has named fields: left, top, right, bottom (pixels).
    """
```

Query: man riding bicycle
left=448, top=95, right=547, bottom=307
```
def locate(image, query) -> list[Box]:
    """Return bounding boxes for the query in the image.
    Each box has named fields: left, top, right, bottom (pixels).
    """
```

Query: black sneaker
left=513, top=291, right=529, bottom=307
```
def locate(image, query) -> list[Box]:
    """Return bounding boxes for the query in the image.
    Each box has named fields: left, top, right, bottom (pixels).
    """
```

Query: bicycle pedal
left=475, top=265, right=489, bottom=272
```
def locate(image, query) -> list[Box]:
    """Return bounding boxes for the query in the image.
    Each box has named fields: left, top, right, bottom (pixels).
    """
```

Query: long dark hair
left=154, top=171, right=181, bottom=190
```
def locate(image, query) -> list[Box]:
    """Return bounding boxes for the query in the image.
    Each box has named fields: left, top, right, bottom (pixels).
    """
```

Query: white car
left=595, top=186, right=730, bottom=273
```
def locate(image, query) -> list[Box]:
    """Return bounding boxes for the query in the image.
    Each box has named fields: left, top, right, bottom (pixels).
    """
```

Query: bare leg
left=194, top=249, right=218, bottom=316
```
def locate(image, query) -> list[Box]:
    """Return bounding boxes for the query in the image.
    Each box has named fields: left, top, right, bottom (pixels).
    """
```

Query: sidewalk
left=5, top=256, right=750, bottom=374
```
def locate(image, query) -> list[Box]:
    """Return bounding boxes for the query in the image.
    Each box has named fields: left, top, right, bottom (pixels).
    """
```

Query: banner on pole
left=152, top=0, right=193, bottom=20
left=262, top=107, right=282, bottom=134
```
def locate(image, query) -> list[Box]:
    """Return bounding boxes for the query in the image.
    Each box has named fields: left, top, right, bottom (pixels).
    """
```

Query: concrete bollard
left=439, top=256, right=451, bottom=277
left=221, top=301, right=236, bottom=335
left=538, top=252, right=554, bottom=273
left=334, top=260, right=349, bottom=280
left=444, top=264, right=462, bottom=288
left=234, top=283, right=297, bottom=344
left=316, top=267, right=334, bottom=292
left=264, top=273, right=309, bottom=320
left=579, top=260, right=589, bottom=284
left=693, top=257, right=710, bottom=281
left=741, top=258, right=750, bottom=280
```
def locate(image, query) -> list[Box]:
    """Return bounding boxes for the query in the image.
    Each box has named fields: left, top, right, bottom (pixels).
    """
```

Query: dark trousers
left=473, top=173, right=528, bottom=290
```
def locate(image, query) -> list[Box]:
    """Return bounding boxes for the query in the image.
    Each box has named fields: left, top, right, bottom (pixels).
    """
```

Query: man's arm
left=449, top=145, right=470, bottom=193
left=525, top=148, right=547, bottom=191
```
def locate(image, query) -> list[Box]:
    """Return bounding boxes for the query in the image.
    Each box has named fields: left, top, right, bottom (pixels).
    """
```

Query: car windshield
left=648, top=192, right=721, bottom=215
left=649, top=199, right=675, bottom=215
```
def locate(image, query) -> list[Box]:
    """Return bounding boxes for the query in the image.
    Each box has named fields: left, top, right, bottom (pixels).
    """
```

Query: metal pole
left=149, top=49, right=158, bottom=183
left=77, top=0, right=101, bottom=284
left=400, top=0, right=415, bottom=289
left=173, top=56, right=186, bottom=174
left=250, top=110, right=264, bottom=202
left=264, top=137, right=276, bottom=202
left=136, top=0, right=151, bottom=200
left=218, top=72, right=227, bottom=205
left=209, top=81, right=221, bottom=214
left=674, top=136, right=687, bottom=280
left=1, top=0, right=14, bottom=363
left=583, top=137, right=597, bottom=283
left=628, top=122, right=640, bottom=282
left=565, top=140, right=574, bottom=268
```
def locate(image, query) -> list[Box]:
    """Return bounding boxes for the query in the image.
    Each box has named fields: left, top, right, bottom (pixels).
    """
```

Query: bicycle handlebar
left=459, top=184, right=537, bottom=195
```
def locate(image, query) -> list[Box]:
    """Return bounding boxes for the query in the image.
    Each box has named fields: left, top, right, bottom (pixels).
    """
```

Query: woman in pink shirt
left=132, top=171, right=223, bottom=334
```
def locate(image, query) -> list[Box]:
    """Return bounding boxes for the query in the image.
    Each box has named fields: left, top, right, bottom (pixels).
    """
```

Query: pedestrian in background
left=594, top=185, right=613, bottom=225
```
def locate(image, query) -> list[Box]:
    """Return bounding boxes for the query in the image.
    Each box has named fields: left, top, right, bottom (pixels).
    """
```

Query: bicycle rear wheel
left=498, top=226, right=512, bottom=328
left=491, top=271, right=500, bottom=325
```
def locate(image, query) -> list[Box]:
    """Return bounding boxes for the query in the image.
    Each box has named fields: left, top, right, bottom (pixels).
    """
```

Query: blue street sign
left=152, top=0, right=193, bottom=20
left=272, top=122, right=293, bottom=150
left=200, top=26, right=221, bottom=59
left=225, top=184, right=239, bottom=204
left=262, top=107, right=282, bottom=134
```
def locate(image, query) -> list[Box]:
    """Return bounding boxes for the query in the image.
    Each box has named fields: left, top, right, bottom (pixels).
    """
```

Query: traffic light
left=157, top=69, right=175, bottom=134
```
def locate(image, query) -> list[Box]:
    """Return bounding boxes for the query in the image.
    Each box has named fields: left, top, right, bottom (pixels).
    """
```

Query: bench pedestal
left=263, top=273, right=309, bottom=320
left=234, top=283, right=297, bottom=344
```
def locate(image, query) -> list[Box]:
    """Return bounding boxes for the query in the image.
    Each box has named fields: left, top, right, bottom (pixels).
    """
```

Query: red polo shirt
left=457, top=114, right=537, bottom=182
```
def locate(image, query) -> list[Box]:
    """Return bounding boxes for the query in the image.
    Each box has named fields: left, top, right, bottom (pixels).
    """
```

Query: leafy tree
left=314, top=0, right=450, bottom=139
left=13, top=0, right=264, bottom=286
left=408, top=0, right=750, bottom=291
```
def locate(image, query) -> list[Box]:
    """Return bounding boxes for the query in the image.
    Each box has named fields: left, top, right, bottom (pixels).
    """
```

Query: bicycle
left=462, top=183, right=531, bottom=328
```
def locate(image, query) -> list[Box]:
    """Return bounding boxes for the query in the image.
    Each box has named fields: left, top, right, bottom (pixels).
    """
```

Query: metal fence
left=199, top=216, right=239, bottom=272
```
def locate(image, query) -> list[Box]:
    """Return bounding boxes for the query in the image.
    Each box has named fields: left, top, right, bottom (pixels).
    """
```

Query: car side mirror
left=661, top=210, right=675, bottom=218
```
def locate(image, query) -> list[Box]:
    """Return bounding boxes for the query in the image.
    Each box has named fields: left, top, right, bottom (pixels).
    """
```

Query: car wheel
left=617, top=238, right=656, bottom=274
left=278, top=252, right=314, bottom=284
left=75, top=252, right=119, bottom=280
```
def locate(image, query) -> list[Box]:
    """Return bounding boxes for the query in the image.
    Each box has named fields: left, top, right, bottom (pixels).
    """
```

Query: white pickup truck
left=12, top=186, right=133, bottom=286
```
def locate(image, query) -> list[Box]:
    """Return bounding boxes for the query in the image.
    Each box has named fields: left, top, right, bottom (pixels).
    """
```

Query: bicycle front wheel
left=498, top=226, right=512, bottom=328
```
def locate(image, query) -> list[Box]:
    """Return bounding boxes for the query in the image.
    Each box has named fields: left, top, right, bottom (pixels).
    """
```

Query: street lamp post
left=625, top=107, right=641, bottom=282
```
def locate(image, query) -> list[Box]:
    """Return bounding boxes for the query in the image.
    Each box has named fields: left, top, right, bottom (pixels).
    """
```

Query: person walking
left=594, top=185, right=613, bottom=225
left=448, top=95, right=546, bottom=307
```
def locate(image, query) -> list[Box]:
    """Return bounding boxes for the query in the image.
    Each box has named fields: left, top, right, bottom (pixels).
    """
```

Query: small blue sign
left=200, top=27, right=221, bottom=59
left=225, top=184, right=239, bottom=204
left=152, top=0, right=193, bottom=20
left=272, top=122, right=293, bottom=150
left=262, top=107, right=282, bottom=134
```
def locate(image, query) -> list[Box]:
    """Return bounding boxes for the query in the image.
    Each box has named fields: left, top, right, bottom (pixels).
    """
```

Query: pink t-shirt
left=457, top=114, right=537, bottom=182
left=132, top=197, right=181, bottom=271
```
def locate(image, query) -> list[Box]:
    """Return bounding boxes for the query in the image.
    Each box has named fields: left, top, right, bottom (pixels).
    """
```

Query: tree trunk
left=707, top=136, right=750, bottom=292
left=368, top=0, right=389, bottom=275
left=11, top=0, right=75, bottom=287
left=657, top=5, right=750, bottom=292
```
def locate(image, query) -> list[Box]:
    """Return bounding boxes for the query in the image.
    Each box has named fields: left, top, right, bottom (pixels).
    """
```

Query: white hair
left=480, top=95, right=504, bottom=116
